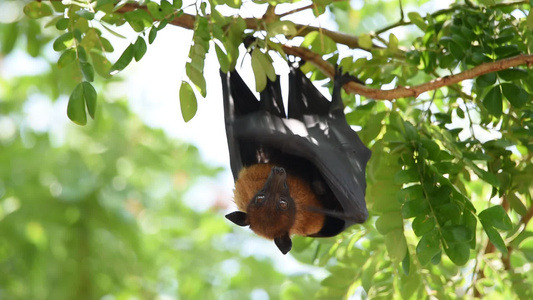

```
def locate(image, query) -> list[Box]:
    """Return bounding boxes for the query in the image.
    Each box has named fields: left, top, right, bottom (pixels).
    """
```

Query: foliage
left=2, top=0, right=533, bottom=299
left=0, top=72, right=306, bottom=298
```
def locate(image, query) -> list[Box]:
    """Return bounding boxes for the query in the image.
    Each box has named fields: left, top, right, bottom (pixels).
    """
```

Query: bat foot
left=334, top=66, right=365, bottom=86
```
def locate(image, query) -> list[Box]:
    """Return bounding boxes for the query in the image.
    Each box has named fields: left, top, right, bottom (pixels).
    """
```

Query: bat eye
left=283, top=182, right=288, bottom=189
left=279, top=200, right=288, bottom=210
left=256, top=195, right=265, bottom=203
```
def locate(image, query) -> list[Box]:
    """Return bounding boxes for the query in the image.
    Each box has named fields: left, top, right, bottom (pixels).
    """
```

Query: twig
left=278, top=4, right=314, bottom=18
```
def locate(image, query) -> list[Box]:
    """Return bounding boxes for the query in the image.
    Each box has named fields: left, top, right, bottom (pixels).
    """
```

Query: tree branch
left=116, top=3, right=377, bottom=51
left=283, top=46, right=533, bottom=100
left=341, top=54, right=533, bottom=100
left=117, top=4, right=533, bottom=101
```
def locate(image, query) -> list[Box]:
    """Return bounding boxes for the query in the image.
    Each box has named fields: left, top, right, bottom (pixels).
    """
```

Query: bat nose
left=272, top=167, right=285, bottom=174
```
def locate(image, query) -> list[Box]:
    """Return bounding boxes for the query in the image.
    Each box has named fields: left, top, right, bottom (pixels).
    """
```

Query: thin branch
left=519, top=203, right=533, bottom=227
left=277, top=4, right=315, bottom=18
left=116, top=3, right=381, bottom=51
left=277, top=0, right=349, bottom=18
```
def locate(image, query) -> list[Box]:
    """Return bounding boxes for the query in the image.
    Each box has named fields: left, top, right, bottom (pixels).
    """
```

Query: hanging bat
left=221, top=65, right=371, bottom=254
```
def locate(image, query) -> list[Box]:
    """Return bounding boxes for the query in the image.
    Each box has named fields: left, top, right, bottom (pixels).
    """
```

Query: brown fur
left=233, top=163, right=325, bottom=239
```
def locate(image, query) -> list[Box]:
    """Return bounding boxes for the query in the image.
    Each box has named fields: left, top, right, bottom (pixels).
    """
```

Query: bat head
left=226, top=166, right=296, bottom=254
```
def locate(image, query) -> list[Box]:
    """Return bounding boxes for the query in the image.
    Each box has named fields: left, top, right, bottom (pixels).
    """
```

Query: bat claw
left=334, top=66, right=365, bottom=85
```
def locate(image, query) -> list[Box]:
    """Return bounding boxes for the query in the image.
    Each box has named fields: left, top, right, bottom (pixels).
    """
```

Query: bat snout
left=268, top=166, right=287, bottom=185
left=272, top=167, right=286, bottom=175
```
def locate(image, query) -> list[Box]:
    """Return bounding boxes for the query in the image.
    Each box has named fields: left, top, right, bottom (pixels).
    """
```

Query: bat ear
left=225, top=211, right=250, bottom=226
left=274, top=233, right=292, bottom=255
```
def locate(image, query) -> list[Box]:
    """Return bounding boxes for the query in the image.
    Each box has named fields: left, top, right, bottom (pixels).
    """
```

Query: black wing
left=221, top=66, right=371, bottom=236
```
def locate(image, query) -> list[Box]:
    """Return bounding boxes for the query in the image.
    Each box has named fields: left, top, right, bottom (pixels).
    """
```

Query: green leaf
left=483, top=85, right=502, bottom=118
left=388, top=33, right=399, bottom=50
left=479, top=206, right=512, bottom=231
left=251, top=50, right=267, bottom=92
left=110, top=44, right=134, bottom=74
left=444, top=242, right=470, bottom=265
left=124, top=10, right=154, bottom=32
left=435, top=203, right=461, bottom=224
left=79, top=62, right=94, bottom=82
left=2, top=22, right=19, bottom=55
left=101, top=23, right=127, bottom=39
left=96, top=0, right=115, bottom=8
left=77, top=45, right=88, bottom=63
left=408, top=12, right=427, bottom=31
left=23, top=2, right=53, bottom=19
left=359, top=111, right=385, bottom=144
left=412, top=215, right=436, bottom=236
left=189, top=54, right=205, bottom=72
left=258, top=51, right=276, bottom=82
left=267, top=20, right=297, bottom=37
left=359, top=33, right=373, bottom=50
left=401, top=251, right=410, bottom=275
left=420, top=139, right=440, bottom=161
left=442, top=225, right=472, bottom=243
left=376, top=211, right=403, bottom=234
left=100, top=37, right=114, bottom=52
left=501, top=83, right=529, bottom=109
left=56, top=18, right=70, bottom=31
left=394, top=168, right=419, bottom=184
left=173, top=0, right=183, bottom=8
left=58, top=49, right=77, bottom=69
left=149, top=26, right=157, bottom=44
left=186, top=63, right=206, bottom=97
left=67, top=83, right=87, bottom=125
left=133, top=37, right=147, bottom=62
left=75, top=10, right=95, bottom=20
left=82, top=82, right=97, bottom=119
left=498, top=69, right=528, bottom=81
left=158, top=0, right=173, bottom=15
left=90, top=52, right=112, bottom=79
left=482, top=223, right=508, bottom=254
left=494, top=45, right=520, bottom=59
left=476, top=72, right=497, bottom=88
left=402, top=199, right=429, bottom=219
left=449, top=41, right=465, bottom=60
left=507, top=193, right=527, bottom=216
left=416, top=230, right=441, bottom=266
left=179, top=81, right=197, bottom=122
left=385, top=229, right=407, bottom=263
left=226, top=0, right=242, bottom=9
left=301, top=31, right=337, bottom=54
left=215, top=44, right=229, bottom=73
left=53, top=32, right=74, bottom=52
left=147, top=2, right=165, bottom=20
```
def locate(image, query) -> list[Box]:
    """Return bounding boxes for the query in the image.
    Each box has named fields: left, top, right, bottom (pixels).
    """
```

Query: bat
left=221, top=65, right=371, bottom=254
